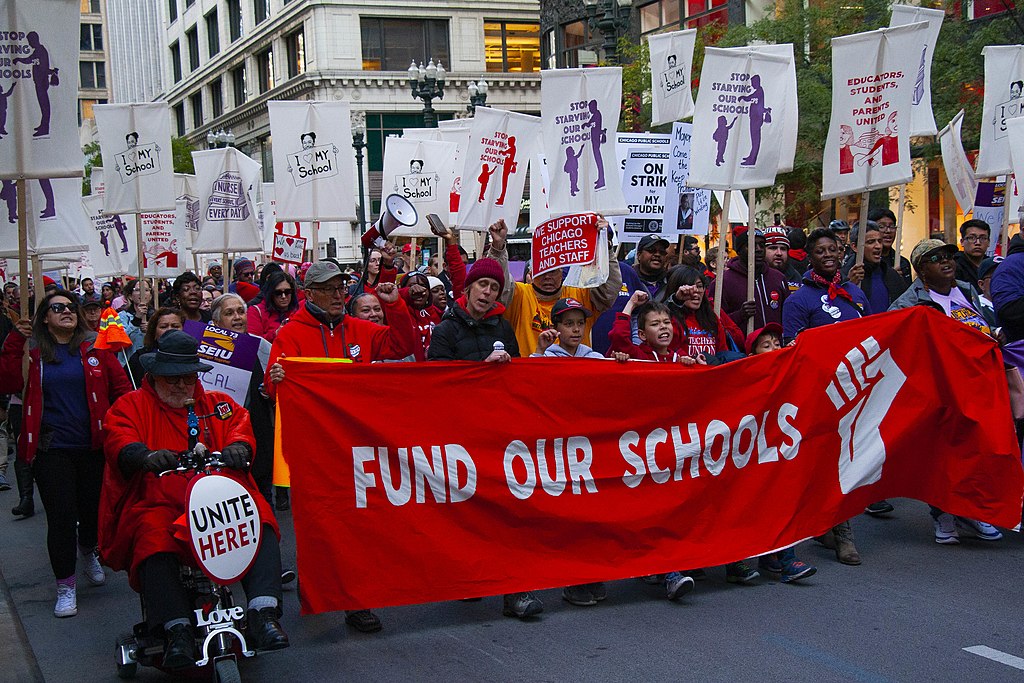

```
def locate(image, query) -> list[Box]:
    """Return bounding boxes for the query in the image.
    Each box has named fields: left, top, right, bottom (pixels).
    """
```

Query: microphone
left=493, top=341, right=505, bottom=353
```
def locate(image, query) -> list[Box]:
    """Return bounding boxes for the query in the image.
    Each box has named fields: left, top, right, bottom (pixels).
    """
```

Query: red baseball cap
left=745, top=322, right=782, bottom=354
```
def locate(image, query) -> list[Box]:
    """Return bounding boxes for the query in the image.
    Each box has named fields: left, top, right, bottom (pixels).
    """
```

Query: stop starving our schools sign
left=278, top=307, right=1023, bottom=614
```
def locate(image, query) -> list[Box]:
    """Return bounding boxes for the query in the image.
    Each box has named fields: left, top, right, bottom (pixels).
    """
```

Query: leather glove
left=220, top=442, right=250, bottom=470
left=143, top=449, right=179, bottom=473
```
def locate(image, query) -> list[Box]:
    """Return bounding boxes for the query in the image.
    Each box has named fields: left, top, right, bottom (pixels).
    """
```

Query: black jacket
left=427, top=300, right=520, bottom=361
left=842, top=255, right=908, bottom=307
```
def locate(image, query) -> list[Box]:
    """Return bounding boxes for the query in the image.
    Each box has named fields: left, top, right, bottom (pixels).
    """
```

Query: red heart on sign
left=274, top=246, right=284, bottom=255
left=286, top=238, right=294, bottom=246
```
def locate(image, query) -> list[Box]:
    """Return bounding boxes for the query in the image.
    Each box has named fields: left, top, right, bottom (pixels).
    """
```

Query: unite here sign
left=532, top=213, right=600, bottom=276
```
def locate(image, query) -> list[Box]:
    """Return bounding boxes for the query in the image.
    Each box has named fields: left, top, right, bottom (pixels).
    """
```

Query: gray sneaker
left=561, top=584, right=598, bottom=606
left=502, top=592, right=543, bottom=619
left=664, top=572, right=694, bottom=601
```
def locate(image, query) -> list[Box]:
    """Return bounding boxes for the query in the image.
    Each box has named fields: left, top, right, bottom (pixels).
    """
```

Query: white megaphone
left=361, top=194, right=417, bottom=248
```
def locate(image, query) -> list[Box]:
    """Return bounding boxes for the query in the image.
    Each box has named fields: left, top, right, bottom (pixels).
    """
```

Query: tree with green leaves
left=81, top=137, right=197, bottom=195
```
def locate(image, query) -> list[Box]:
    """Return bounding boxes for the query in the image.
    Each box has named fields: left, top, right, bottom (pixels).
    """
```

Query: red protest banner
left=278, top=308, right=1023, bottom=615
left=531, top=212, right=599, bottom=275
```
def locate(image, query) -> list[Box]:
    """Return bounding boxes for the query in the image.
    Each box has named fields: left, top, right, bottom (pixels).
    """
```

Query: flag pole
left=135, top=213, right=149, bottom=323
left=855, top=190, right=870, bottom=267
left=894, top=183, right=907, bottom=273
left=1001, top=178, right=1012, bottom=256
left=714, top=191, right=731, bottom=317
left=746, top=188, right=756, bottom=335
left=16, top=179, right=29, bottom=316
left=311, top=220, right=320, bottom=262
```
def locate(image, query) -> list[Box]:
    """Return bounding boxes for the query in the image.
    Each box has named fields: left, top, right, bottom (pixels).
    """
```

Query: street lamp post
left=408, top=59, right=446, bottom=128
left=206, top=127, right=236, bottom=149
left=351, top=118, right=368, bottom=235
left=583, top=0, right=633, bottom=65
left=467, top=80, right=489, bottom=115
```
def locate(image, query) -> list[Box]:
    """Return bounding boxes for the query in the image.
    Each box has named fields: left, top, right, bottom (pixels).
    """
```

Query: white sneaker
left=933, top=513, right=959, bottom=545
left=79, top=549, right=106, bottom=586
left=957, top=517, right=1004, bottom=541
left=54, top=583, right=77, bottom=618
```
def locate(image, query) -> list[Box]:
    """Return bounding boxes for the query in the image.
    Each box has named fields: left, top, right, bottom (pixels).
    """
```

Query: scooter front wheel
left=214, top=657, right=241, bottom=683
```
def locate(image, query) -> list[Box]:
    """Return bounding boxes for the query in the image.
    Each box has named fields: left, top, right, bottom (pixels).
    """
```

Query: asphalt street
left=2, top=494, right=1024, bottom=682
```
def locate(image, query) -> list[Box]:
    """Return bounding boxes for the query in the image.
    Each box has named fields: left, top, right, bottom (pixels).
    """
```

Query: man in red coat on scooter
left=100, top=331, right=289, bottom=670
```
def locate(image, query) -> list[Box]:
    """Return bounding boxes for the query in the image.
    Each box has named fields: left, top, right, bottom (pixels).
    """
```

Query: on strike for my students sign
left=821, top=22, right=930, bottom=199
left=532, top=213, right=600, bottom=276
left=0, top=0, right=82, bottom=180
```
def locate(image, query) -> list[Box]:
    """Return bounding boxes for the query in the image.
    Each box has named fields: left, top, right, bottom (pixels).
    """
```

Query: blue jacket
left=782, top=275, right=870, bottom=342
left=992, top=234, right=1024, bottom=341
left=591, top=261, right=645, bottom=355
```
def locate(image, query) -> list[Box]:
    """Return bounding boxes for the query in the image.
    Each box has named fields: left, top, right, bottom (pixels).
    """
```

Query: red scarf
left=811, top=270, right=853, bottom=303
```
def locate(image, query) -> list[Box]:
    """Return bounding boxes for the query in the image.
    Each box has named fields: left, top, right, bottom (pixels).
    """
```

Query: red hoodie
left=607, top=313, right=688, bottom=362
left=266, top=298, right=417, bottom=399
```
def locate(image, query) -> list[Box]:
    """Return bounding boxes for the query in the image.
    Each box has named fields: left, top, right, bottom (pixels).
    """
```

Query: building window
left=170, top=42, right=182, bottom=83
left=484, top=22, right=540, bottom=73
left=168, top=0, right=177, bottom=24
left=639, top=0, right=725, bottom=32
left=211, top=78, right=224, bottom=117
left=286, top=28, right=305, bottom=78
left=360, top=18, right=450, bottom=71
left=173, top=103, right=186, bottom=137
left=80, top=0, right=101, bottom=12
left=206, top=9, right=220, bottom=57
left=558, top=21, right=598, bottom=69
left=186, top=26, right=200, bottom=71
left=191, top=92, right=203, bottom=129
left=231, top=65, right=247, bottom=107
left=256, top=48, right=274, bottom=93
left=79, top=61, right=106, bottom=89
left=254, top=0, right=269, bottom=24
left=227, top=0, right=243, bottom=42
left=80, top=23, right=103, bottom=51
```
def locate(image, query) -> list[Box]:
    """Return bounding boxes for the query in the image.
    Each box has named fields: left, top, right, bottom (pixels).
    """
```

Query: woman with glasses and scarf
left=247, top=269, right=299, bottom=342
left=0, top=290, right=132, bottom=618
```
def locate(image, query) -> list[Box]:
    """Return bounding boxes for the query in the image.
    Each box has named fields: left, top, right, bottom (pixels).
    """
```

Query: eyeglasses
left=239, top=271, right=255, bottom=280
left=878, top=224, right=897, bottom=233
left=48, top=303, right=76, bottom=314
left=962, top=234, right=990, bottom=243
left=273, top=288, right=293, bottom=297
left=922, top=252, right=954, bottom=264
left=163, top=374, right=198, bottom=386
left=309, top=285, right=347, bottom=296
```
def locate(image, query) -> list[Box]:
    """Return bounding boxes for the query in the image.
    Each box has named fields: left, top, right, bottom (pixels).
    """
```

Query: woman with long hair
left=118, top=279, right=153, bottom=355
left=664, top=266, right=743, bottom=361
left=0, top=290, right=132, bottom=618
left=124, top=307, right=185, bottom=389
left=247, top=269, right=299, bottom=341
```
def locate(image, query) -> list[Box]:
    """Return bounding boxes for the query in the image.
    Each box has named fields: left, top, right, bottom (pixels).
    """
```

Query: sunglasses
left=273, top=288, right=293, bottom=297
left=922, top=252, right=954, bottom=264
left=163, top=374, right=198, bottom=386
left=48, top=303, right=77, bottom=314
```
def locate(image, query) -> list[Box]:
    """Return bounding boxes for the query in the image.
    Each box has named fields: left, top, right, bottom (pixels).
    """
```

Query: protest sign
left=648, top=29, right=697, bottom=127
left=620, top=150, right=670, bottom=239
left=438, top=119, right=472, bottom=220
left=268, top=101, right=356, bottom=222
left=529, top=152, right=551, bottom=230
left=457, top=108, right=540, bottom=230
left=662, top=123, right=711, bottom=236
left=973, top=180, right=1006, bottom=255
left=272, top=233, right=306, bottom=266
left=822, top=22, right=930, bottom=199
left=939, top=110, right=979, bottom=215
left=690, top=46, right=795, bottom=190
left=186, top=474, right=262, bottom=585
left=94, top=103, right=176, bottom=213
left=191, top=148, right=263, bottom=254
left=175, top=173, right=200, bottom=240
left=81, top=194, right=139, bottom=278
left=0, top=177, right=87, bottom=257
left=184, top=320, right=261, bottom=405
left=541, top=67, right=628, bottom=215
left=0, top=0, right=82, bottom=180
left=279, top=308, right=1023, bottom=613
left=532, top=213, right=599, bottom=275
left=141, top=206, right=186, bottom=277
left=381, top=138, right=458, bottom=237
left=977, top=45, right=1024, bottom=178
left=889, top=4, right=943, bottom=137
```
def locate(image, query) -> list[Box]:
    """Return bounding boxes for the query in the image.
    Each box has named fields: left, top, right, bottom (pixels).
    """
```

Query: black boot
left=162, top=623, right=196, bottom=670
left=11, top=459, right=33, bottom=519
left=246, top=607, right=289, bottom=651
left=275, top=486, right=289, bottom=511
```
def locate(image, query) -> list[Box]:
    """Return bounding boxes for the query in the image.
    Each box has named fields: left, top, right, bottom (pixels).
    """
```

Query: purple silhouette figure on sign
left=1, top=181, right=16, bottom=223
left=582, top=100, right=607, bottom=190
left=737, top=74, right=768, bottom=166
left=495, top=136, right=518, bottom=205
left=99, top=229, right=110, bottom=256
left=0, top=83, right=16, bottom=138
left=713, top=116, right=738, bottom=166
left=477, top=163, right=496, bottom=202
left=564, top=144, right=586, bottom=197
left=38, top=179, right=54, bottom=219
left=12, top=32, right=54, bottom=138
left=111, top=214, right=130, bottom=253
